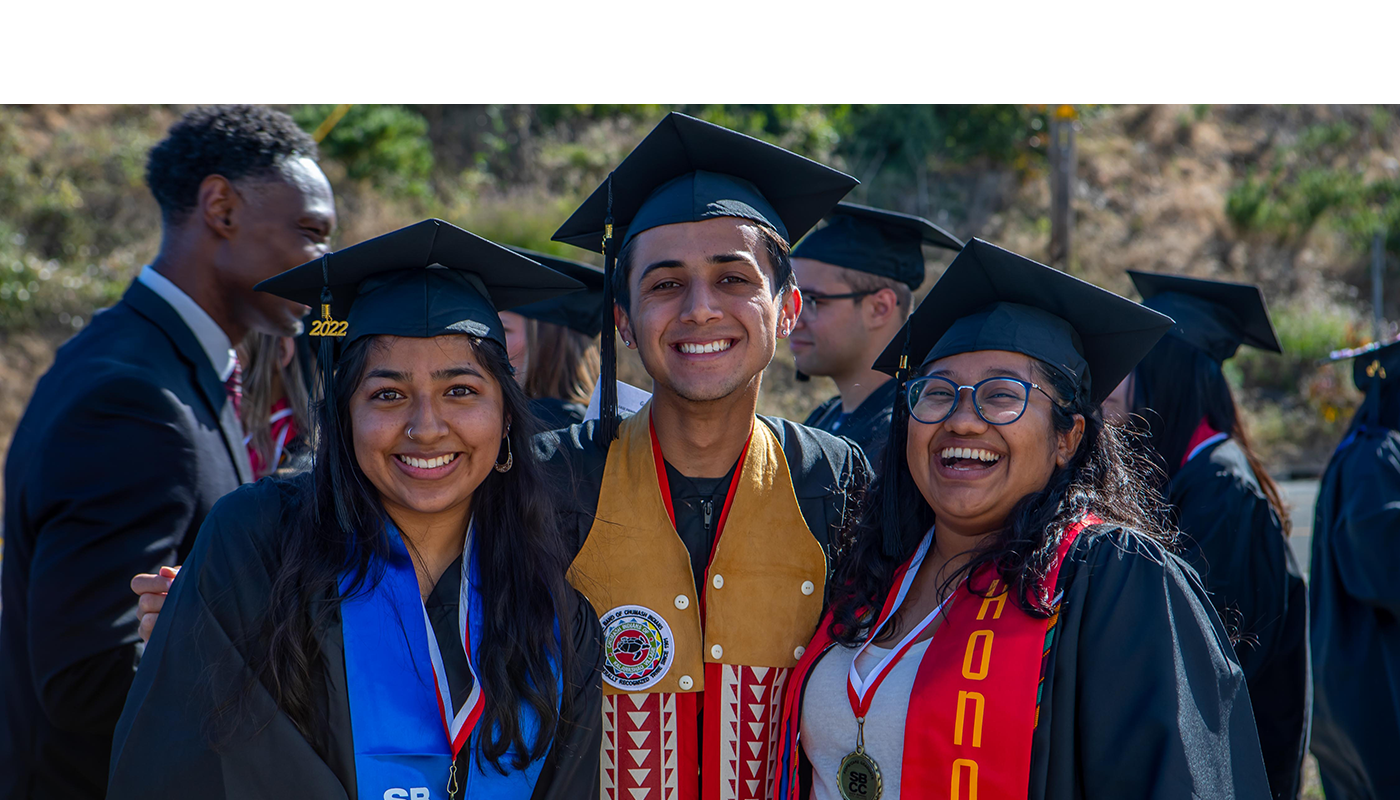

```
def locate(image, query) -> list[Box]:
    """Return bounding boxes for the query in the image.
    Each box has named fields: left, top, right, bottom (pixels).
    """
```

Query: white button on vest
left=801, top=580, right=815, bottom=596
left=711, top=644, right=723, bottom=659
left=679, top=675, right=694, bottom=690
left=794, top=646, right=806, bottom=659
left=675, top=594, right=690, bottom=610
left=712, top=574, right=724, bottom=589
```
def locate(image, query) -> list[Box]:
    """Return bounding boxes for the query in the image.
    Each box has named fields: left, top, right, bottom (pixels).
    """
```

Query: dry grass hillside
left=1, top=104, right=1393, bottom=491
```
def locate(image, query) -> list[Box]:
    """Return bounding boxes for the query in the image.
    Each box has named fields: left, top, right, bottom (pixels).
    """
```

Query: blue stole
left=340, top=523, right=558, bottom=800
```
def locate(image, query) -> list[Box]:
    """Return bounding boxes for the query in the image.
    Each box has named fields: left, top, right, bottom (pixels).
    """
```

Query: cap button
left=711, top=644, right=724, bottom=660
left=801, top=580, right=815, bottom=596
left=712, top=574, right=724, bottom=589
left=674, top=594, right=690, bottom=610
left=679, top=675, right=694, bottom=691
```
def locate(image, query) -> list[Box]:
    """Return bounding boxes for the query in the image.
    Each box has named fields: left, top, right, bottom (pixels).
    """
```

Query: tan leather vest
left=567, top=404, right=827, bottom=696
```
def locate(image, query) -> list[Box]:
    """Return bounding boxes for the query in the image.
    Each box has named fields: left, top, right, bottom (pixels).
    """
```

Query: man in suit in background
left=0, top=104, right=336, bottom=799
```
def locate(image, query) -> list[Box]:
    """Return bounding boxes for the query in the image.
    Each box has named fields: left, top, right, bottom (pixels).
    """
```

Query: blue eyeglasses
left=906, top=375, right=1059, bottom=426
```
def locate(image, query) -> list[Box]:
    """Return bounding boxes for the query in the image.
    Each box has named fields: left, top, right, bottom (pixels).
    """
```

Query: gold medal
left=837, top=716, right=882, bottom=800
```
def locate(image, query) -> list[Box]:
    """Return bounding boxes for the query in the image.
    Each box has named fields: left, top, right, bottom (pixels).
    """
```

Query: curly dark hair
left=145, top=105, right=318, bottom=223
left=827, top=357, right=1173, bottom=646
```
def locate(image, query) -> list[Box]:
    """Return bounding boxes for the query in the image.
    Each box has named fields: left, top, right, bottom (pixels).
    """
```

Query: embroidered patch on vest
left=601, top=605, right=675, bottom=691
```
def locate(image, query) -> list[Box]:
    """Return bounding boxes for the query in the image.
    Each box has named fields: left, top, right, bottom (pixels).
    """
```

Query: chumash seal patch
left=600, top=605, right=675, bottom=691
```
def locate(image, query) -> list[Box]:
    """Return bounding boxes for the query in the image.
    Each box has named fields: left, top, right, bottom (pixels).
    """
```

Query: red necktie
left=225, top=357, right=243, bottom=420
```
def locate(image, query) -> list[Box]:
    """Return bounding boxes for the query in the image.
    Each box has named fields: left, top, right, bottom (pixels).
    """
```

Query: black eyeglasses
left=906, top=376, right=1059, bottom=426
left=802, top=289, right=876, bottom=306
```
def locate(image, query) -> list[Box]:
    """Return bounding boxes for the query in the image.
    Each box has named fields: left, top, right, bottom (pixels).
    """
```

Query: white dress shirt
left=137, top=265, right=238, bottom=382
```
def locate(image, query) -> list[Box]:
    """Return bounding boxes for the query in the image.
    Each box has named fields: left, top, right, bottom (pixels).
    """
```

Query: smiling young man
left=539, top=113, right=871, bottom=800
left=790, top=204, right=961, bottom=472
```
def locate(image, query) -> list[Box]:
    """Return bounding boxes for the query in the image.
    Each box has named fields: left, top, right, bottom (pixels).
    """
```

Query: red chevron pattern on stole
left=603, top=693, right=682, bottom=800
left=708, top=664, right=787, bottom=800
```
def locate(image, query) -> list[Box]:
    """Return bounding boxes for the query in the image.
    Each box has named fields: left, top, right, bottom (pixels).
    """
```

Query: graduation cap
left=256, top=219, right=584, bottom=355
left=1128, top=270, right=1282, bottom=362
left=791, top=202, right=963, bottom=290
left=1329, top=337, right=1400, bottom=393
left=875, top=239, right=1173, bottom=404
left=552, top=112, right=858, bottom=440
left=554, top=112, right=857, bottom=253
left=506, top=248, right=606, bottom=338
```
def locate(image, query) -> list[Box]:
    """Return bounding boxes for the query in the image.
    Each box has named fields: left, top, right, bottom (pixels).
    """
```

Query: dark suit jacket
left=0, top=278, right=251, bottom=799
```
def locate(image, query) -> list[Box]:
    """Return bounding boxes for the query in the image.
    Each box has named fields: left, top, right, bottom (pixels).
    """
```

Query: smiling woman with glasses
left=772, top=240, right=1274, bottom=800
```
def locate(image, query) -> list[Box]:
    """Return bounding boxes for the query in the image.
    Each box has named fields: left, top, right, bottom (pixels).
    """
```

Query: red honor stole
left=773, top=514, right=1100, bottom=800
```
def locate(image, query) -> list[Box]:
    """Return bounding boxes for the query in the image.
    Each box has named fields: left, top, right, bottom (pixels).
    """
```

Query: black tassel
left=881, top=328, right=914, bottom=558
left=313, top=254, right=353, bottom=535
left=598, top=173, right=620, bottom=442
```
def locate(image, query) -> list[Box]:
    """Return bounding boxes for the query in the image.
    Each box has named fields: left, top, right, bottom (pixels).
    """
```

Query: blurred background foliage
left=1, top=103, right=1396, bottom=473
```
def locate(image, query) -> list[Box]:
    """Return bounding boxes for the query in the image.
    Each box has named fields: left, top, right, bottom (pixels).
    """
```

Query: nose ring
left=407, top=426, right=415, bottom=441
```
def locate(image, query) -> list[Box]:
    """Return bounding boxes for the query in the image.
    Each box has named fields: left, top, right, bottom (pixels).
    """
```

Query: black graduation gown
left=1309, top=427, right=1400, bottom=800
left=1168, top=438, right=1310, bottom=800
left=533, top=415, right=872, bottom=583
left=530, top=397, right=587, bottom=433
left=803, top=378, right=896, bottom=474
left=108, top=475, right=603, bottom=800
left=1027, top=526, right=1272, bottom=798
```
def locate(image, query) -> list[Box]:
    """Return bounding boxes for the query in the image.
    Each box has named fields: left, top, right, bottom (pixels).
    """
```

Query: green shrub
left=293, top=105, right=434, bottom=199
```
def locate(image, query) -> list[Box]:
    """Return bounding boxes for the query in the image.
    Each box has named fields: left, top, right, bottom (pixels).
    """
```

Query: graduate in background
left=791, top=204, right=961, bottom=470
left=1310, top=337, right=1400, bottom=800
left=238, top=331, right=313, bottom=477
left=775, top=240, right=1272, bottom=800
left=109, top=220, right=602, bottom=800
left=543, top=112, right=870, bottom=800
left=1108, top=271, right=1307, bottom=800
left=502, top=248, right=605, bottom=430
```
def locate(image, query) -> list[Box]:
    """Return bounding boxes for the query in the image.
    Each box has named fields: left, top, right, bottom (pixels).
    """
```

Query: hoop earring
left=406, top=426, right=415, bottom=441
left=494, top=436, right=513, bottom=473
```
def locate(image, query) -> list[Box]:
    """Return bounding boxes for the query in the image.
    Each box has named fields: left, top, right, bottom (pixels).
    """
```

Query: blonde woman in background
left=238, top=330, right=313, bottom=477
left=501, top=248, right=605, bottom=430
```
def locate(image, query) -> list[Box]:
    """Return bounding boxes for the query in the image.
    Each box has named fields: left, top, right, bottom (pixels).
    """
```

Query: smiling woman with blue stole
left=107, top=219, right=604, bottom=800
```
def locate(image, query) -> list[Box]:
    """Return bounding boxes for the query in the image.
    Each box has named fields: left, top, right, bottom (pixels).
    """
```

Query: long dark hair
left=828, top=358, right=1172, bottom=646
left=249, top=334, right=576, bottom=772
left=1132, top=334, right=1291, bottom=535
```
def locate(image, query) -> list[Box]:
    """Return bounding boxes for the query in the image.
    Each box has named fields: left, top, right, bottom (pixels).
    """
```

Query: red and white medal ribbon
left=845, top=528, right=952, bottom=720
left=422, top=522, right=486, bottom=760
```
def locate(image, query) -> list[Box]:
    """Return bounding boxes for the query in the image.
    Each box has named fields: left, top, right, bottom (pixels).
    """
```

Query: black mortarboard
left=551, top=112, right=858, bottom=440
left=1329, top=337, right=1400, bottom=392
left=875, top=239, right=1173, bottom=404
left=791, top=202, right=962, bottom=290
left=553, top=112, right=858, bottom=253
left=256, top=219, right=583, bottom=355
left=1128, top=270, right=1282, bottom=362
left=506, top=248, right=606, bottom=338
